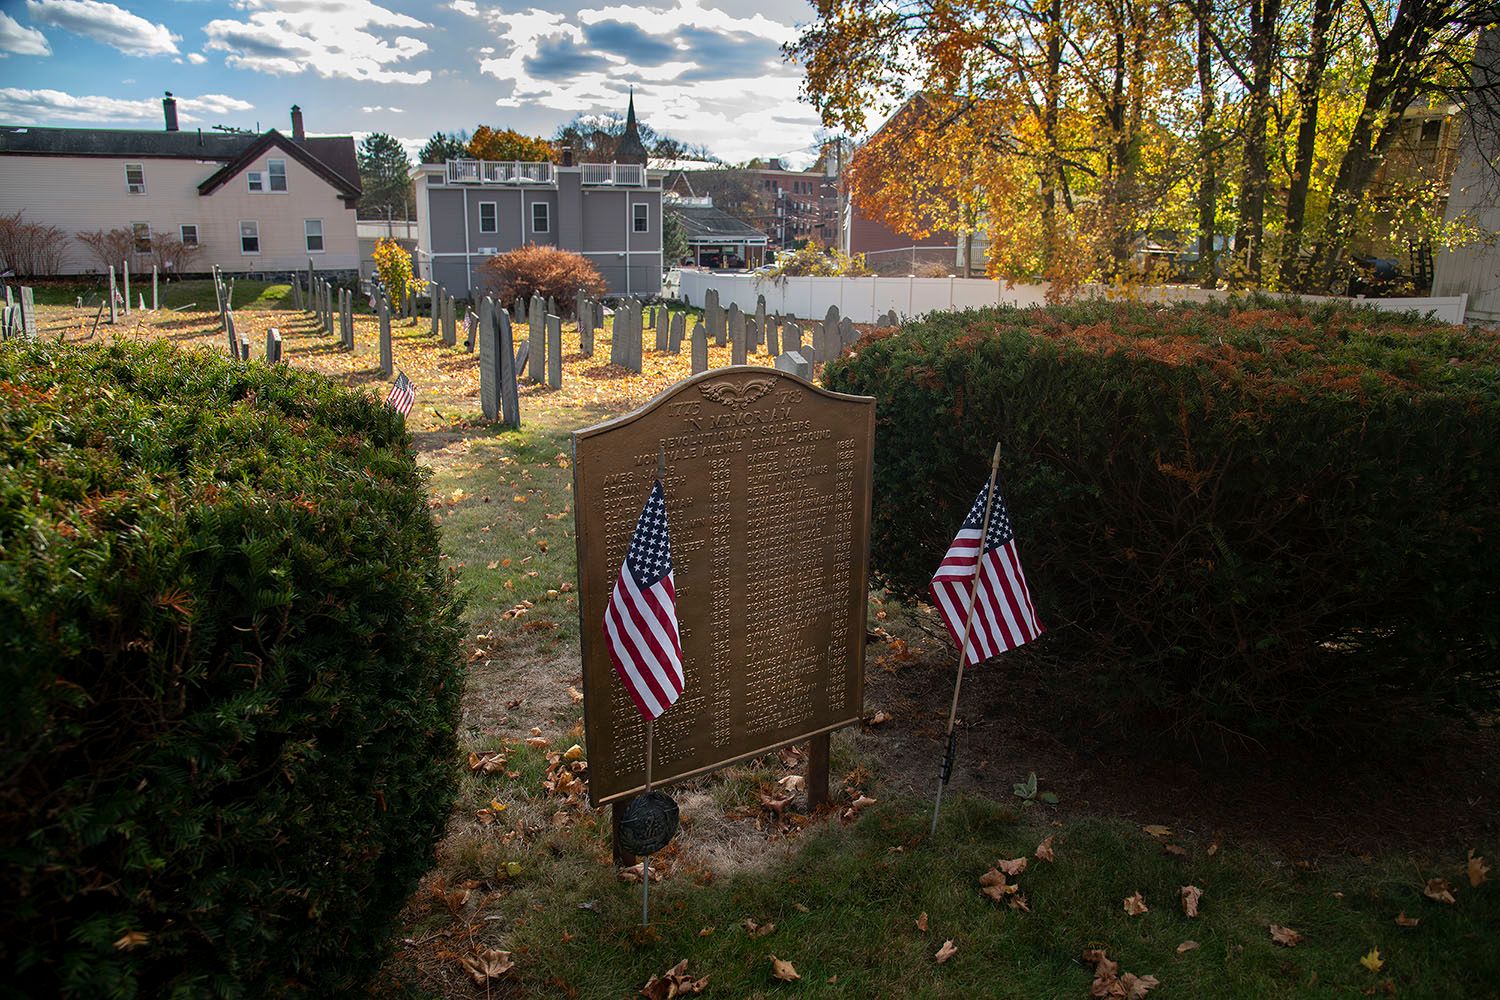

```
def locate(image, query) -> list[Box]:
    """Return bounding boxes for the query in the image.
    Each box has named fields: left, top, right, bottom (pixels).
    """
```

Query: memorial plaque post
left=574, top=367, right=874, bottom=858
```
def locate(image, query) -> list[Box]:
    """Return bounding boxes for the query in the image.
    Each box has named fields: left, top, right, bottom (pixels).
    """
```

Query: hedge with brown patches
left=827, top=297, right=1500, bottom=739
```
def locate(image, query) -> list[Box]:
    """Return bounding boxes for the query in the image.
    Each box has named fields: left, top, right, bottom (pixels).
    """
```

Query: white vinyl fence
left=674, top=270, right=1470, bottom=326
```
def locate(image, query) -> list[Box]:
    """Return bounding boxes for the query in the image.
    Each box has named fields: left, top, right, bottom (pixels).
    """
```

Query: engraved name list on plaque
left=574, top=367, right=875, bottom=806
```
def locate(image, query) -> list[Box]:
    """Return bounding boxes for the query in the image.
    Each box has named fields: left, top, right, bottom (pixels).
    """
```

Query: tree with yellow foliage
left=465, top=126, right=554, bottom=163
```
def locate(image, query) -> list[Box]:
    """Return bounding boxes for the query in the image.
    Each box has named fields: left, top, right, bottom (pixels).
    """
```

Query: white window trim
left=478, top=201, right=498, bottom=234
left=179, top=224, right=198, bottom=246
left=304, top=218, right=325, bottom=254
left=268, top=158, right=288, bottom=194
left=632, top=202, right=650, bottom=234
left=239, top=220, right=260, bottom=256
left=247, top=171, right=264, bottom=193
left=531, top=201, right=550, bottom=234
left=125, top=163, right=146, bottom=195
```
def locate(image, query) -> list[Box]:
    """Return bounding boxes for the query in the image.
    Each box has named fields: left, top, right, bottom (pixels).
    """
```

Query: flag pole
left=641, top=444, right=666, bottom=927
left=930, top=440, right=1003, bottom=836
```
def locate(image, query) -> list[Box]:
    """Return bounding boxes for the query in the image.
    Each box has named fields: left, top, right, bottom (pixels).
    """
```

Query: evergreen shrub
left=826, top=298, right=1500, bottom=736
left=0, top=340, right=464, bottom=997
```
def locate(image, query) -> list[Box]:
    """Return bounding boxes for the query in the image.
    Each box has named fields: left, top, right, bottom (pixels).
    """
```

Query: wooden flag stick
left=930, top=440, right=1004, bottom=836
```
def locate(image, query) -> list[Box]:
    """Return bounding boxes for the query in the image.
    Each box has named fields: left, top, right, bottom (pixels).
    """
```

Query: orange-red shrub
left=477, top=244, right=606, bottom=314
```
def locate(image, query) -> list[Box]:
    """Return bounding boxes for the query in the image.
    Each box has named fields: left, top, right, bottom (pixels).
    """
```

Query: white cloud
left=187, top=52, right=206, bottom=64
left=0, top=87, right=252, bottom=124
left=203, top=0, right=432, bottom=85
left=353, top=130, right=427, bottom=163
left=449, top=0, right=479, bottom=15
left=459, top=0, right=813, bottom=163
left=361, top=105, right=405, bottom=113
left=25, top=0, right=178, bottom=57
left=0, top=11, right=51, bottom=57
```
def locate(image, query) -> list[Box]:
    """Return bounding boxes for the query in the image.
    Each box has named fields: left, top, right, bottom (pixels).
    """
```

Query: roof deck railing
left=445, top=158, right=555, bottom=185
left=580, top=162, right=646, bottom=187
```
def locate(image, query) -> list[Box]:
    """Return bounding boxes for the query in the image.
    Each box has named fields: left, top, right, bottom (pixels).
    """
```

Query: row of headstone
left=608, top=297, right=643, bottom=373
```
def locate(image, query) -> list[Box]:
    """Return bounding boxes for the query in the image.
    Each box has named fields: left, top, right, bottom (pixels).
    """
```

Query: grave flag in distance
left=384, top=371, right=416, bottom=416
left=603, top=480, right=683, bottom=721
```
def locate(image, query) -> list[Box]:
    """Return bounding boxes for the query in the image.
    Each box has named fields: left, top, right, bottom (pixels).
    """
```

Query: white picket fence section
left=674, top=270, right=1470, bottom=326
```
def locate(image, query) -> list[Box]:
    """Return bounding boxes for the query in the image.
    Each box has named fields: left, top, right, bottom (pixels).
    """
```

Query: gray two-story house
left=414, top=99, right=664, bottom=302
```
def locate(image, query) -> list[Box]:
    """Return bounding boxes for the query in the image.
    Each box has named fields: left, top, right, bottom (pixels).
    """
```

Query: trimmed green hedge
left=0, top=341, right=464, bottom=997
left=826, top=298, right=1500, bottom=736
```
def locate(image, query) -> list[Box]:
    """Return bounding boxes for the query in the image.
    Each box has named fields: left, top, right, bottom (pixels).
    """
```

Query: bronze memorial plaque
left=574, top=367, right=875, bottom=805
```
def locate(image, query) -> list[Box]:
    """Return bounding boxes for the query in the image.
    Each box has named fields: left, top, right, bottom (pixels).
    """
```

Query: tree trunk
left=1233, top=0, right=1283, bottom=287
left=1280, top=0, right=1340, bottom=290
left=1195, top=0, right=1219, bottom=288
left=1038, top=0, right=1065, bottom=273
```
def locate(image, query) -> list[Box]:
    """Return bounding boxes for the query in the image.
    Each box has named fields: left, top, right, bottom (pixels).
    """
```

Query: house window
left=304, top=218, right=324, bottom=253
left=479, top=201, right=497, bottom=233
left=248, top=171, right=264, bottom=192
left=125, top=163, right=145, bottom=194
left=240, top=220, right=260, bottom=255
left=180, top=224, right=198, bottom=246
left=633, top=202, right=649, bottom=233
left=268, top=159, right=287, bottom=192
left=531, top=201, right=549, bottom=234
left=131, top=222, right=151, bottom=253
left=1420, top=119, right=1442, bottom=144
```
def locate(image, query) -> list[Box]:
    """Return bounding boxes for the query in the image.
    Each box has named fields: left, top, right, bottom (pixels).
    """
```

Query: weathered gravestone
left=546, top=314, right=562, bottom=389
left=668, top=310, right=685, bottom=354
left=20, top=286, right=37, bottom=336
left=497, top=308, right=521, bottom=428
left=266, top=328, right=283, bottom=363
left=528, top=299, right=546, bottom=382
left=690, top=317, right=707, bottom=374
left=785, top=320, right=803, bottom=357
left=442, top=294, right=457, bottom=347
left=765, top=315, right=780, bottom=357
left=573, top=368, right=875, bottom=859
left=515, top=340, right=530, bottom=380
left=730, top=304, right=746, bottom=365
left=656, top=306, right=669, bottom=352
left=378, top=296, right=393, bottom=377
left=431, top=286, right=441, bottom=337
left=580, top=298, right=595, bottom=357
left=774, top=350, right=812, bottom=381
left=823, top=305, right=840, bottom=352
left=839, top=316, right=856, bottom=349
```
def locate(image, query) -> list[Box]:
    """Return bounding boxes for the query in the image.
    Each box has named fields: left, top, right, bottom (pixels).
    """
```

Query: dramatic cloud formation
left=203, top=0, right=432, bottom=84
left=454, top=0, right=819, bottom=161
left=25, top=0, right=178, bottom=57
left=0, top=10, right=51, bottom=57
left=0, top=88, right=252, bottom=124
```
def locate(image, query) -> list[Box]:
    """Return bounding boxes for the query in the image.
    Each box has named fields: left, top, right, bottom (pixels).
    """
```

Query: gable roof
left=0, top=124, right=361, bottom=200
left=196, top=129, right=361, bottom=201
left=667, top=201, right=768, bottom=244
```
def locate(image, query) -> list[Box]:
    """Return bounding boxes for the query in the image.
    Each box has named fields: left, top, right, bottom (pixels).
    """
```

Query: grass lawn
left=23, top=293, right=1496, bottom=999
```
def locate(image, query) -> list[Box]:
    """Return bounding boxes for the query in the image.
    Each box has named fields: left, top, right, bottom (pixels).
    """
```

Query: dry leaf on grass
left=1394, top=911, right=1420, bottom=928
left=640, top=959, right=709, bottom=999
left=770, top=956, right=800, bottom=982
left=979, top=868, right=1016, bottom=902
left=841, top=794, right=876, bottom=821
left=697, top=927, right=714, bottom=937
left=868, top=709, right=892, bottom=725
left=997, top=857, right=1028, bottom=877
left=1360, top=947, right=1384, bottom=973
left=1176, top=940, right=1199, bottom=954
left=563, top=743, right=584, bottom=760
left=778, top=774, right=807, bottom=793
left=1035, top=834, right=1056, bottom=862
left=618, top=863, right=663, bottom=884
left=1141, top=824, right=1172, bottom=839
left=460, top=948, right=514, bottom=985
left=1424, top=877, right=1457, bottom=904
left=742, top=918, right=776, bottom=939
left=916, top=911, right=928, bottom=931
left=1180, top=885, right=1202, bottom=918
left=935, top=939, right=958, bottom=964
left=1084, top=949, right=1158, bottom=998
left=1123, top=891, right=1148, bottom=916
left=1164, top=844, right=1187, bottom=857
left=1269, top=924, right=1304, bottom=947
left=1468, top=850, right=1490, bottom=888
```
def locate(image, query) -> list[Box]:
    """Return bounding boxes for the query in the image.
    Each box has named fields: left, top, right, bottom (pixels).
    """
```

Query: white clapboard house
left=0, top=94, right=361, bottom=276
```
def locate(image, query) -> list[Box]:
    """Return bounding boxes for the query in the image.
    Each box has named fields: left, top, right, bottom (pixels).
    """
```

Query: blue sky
left=0, top=0, right=828, bottom=164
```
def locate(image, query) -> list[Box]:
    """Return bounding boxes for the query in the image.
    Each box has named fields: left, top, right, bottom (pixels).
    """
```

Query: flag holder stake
left=640, top=444, right=665, bottom=927
left=930, top=440, right=1003, bottom=837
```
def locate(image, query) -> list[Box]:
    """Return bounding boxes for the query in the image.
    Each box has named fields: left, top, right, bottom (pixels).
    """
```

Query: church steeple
left=614, top=87, right=649, bottom=166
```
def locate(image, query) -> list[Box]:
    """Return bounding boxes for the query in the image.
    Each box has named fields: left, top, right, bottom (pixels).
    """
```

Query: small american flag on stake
left=384, top=371, right=415, bottom=416
left=603, top=479, right=683, bottom=720
left=930, top=475, right=1042, bottom=661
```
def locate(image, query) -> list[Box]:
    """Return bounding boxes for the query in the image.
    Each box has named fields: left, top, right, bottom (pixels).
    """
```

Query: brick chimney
left=290, top=104, right=304, bottom=141
left=163, top=91, right=178, bottom=132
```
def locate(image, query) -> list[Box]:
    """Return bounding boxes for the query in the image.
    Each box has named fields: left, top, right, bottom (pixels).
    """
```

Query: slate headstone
left=498, top=309, right=520, bottom=428
left=479, top=301, right=499, bottom=420
left=528, top=298, right=545, bottom=382
left=774, top=350, right=812, bottom=380
left=730, top=304, right=746, bottom=365
left=668, top=310, right=685, bottom=354
left=546, top=314, right=562, bottom=389
left=690, top=317, right=707, bottom=374
left=764, top=314, right=780, bottom=357
left=266, top=328, right=283, bottom=363
left=378, top=296, right=393, bottom=377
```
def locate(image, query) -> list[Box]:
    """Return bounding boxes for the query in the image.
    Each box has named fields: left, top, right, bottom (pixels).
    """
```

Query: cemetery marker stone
left=574, top=368, right=874, bottom=809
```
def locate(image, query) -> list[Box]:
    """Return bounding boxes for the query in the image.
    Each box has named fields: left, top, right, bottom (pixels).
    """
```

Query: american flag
left=930, top=478, right=1042, bottom=663
left=384, top=371, right=415, bottom=416
left=603, top=480, right=683, bottom=720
